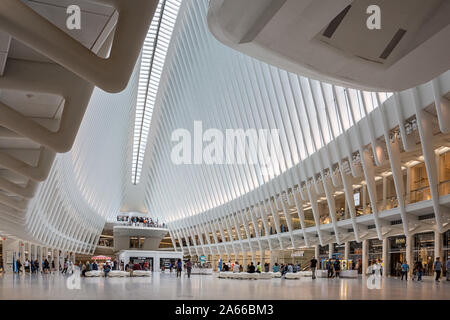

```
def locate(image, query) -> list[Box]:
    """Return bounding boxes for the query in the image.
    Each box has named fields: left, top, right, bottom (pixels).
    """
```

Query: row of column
left=189, top=230, right=446, bottom=275
left=1, top=239, right=76, bottom=273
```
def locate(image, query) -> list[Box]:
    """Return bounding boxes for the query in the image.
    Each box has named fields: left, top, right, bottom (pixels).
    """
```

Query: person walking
left=62, top=260, right=68, bottom=274
left=176, top=259, right=182, bottom=278
left=310, top=256, right=318, bottom=279
left=434, top=257, right=442, bottom=282
left=24, top=259, right=30, bottom=273
left=327, top=260, right=334, bottom=278
left=396, top=261, right=402, bottom=278
left=401, top=261, right=409, bottom=280
left=186, top=259, right=192, bottom=278
left=413, top=260, right=423, bottom=281
left=16, top=259, right=22, bottom=273
left=334, top=259, right=341, bottom=278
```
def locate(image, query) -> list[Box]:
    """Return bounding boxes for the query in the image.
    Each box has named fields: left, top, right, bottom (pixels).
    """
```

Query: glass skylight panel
left=132, top=0, right=182, bottom=185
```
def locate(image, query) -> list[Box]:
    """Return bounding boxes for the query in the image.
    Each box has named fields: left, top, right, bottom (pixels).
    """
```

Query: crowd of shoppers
left=116, top=216, right=166, bottom=228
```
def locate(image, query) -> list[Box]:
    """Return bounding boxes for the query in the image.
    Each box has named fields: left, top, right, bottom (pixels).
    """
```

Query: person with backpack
left=176, top=259, right=182, bottom=278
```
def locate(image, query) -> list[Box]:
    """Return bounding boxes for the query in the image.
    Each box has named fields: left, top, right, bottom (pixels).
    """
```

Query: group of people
left=167, top=259, right=192, bottom=278
left=15, top=258, right=75, bottom=274
left=396, top=257, right=450, bottom=282
left=116, top=216, right=166, bottom=228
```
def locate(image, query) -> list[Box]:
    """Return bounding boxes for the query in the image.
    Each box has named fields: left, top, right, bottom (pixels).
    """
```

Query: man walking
left=434, top=257, right=442, bottom=282
left=401, top=261, right=409, bottom=280
left=310, top=256, right=318, bottom=279
left=186, top=259, right=192, bottom=278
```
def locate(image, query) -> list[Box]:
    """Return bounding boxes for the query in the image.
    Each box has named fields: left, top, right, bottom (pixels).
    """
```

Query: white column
left=382, top=238, right=390, bottom=278
left=362, top=184, right=367, bottom=213
left=314, top=245, right=320, bottom=260
left=242, top=252, right=247, bottom=270
left=328, top=243, right=334, bottom=259
left=344, top=242, right=350, bottom=260
left=362, top=240, right=369, bottom=275
left=38, top=246, right=43, bottom=268
left=260, top=250, right=266, bottom=265
left=269, top=250, right=277, bottom=268
left=435, top=231, right=442, bottom=261
left=382, top=176, right=387, bottom=210
left=406, top=235, right=413, bottom=278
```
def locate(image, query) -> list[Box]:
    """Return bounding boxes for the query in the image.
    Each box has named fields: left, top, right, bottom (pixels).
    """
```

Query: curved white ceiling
left=207, top=0, right=450, bottom=92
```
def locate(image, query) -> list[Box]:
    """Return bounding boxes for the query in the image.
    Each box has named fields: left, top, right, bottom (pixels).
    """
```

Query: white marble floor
left=0, top=272, right=449, bottom=300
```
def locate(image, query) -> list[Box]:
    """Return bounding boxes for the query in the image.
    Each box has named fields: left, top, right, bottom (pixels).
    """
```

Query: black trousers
left=401, top=271, right=407, bottom=280
left=435, top=270, right=441, bottom=281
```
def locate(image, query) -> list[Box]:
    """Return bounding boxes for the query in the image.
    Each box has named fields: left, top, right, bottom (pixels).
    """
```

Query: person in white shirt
left=233, top=261, right=240, bottom=273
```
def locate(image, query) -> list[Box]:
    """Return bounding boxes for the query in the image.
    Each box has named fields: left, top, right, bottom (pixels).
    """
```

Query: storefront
left=389, top=231, right=442, bottom=276
left=349, top=241, right=362, bottom=272
left=389, top=235, right=406, bottom=276
left=414, top=232, right=435, bottom=276
left=444, top=230, right=450, bottom=261
left=117, top=250, right=183, bottom=272
left=318, top=244, right=330, bottom=262
left=130, top=257, right=153, bottom=271
left=369, top=239, right=383, bottom=263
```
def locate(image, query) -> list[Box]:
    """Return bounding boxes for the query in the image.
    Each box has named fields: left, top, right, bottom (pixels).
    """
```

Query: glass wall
left=369, top=239, right=383, bottom=263
left=413, top=232, right=435, bottom=276
left=389, top=235, right=406, bottom=276
left=439, top=151, right=450, bottom=196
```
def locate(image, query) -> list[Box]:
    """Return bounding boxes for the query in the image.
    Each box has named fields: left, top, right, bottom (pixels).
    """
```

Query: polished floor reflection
left=0, top=272, right=449, bottom=300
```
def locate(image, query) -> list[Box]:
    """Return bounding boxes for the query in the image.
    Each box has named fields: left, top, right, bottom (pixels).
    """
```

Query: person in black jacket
left=334, top=259, right=341, bottom=278
left=310, top=257, right=318, bottom=279
left=248, top=262, right=256, bottom=273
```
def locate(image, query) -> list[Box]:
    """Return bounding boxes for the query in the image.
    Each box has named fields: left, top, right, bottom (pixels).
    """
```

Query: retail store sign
left=200, top=255, right=207, bottom=263
left=291, top=251, right=304, bottom=257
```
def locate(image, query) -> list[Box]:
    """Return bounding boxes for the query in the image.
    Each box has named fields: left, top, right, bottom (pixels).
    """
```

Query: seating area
left=218, top=272, right=272, bottom=280
left=285, top=271, right=313, bottom=279
left=132, top=270, right=152, bottom=277
left=190, top=268, right=213, bottom=275
left=84, top=270, right=151, bottom=277
left=218, top=271, right=315, bottom=280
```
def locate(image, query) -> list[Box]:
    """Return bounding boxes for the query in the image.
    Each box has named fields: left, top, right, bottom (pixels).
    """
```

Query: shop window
left=368, top=239, right=383, bottom=262
left=410, top=162, right=431, bottom=203
left=414, top=232, right=435, bottom=276
left=439, top=151, right=450, bottom=196
left=129, top=237, right=139, bottom=249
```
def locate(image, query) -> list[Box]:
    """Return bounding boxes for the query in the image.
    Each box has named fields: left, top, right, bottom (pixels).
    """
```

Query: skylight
left=132, top=0, right=182, bottom=184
